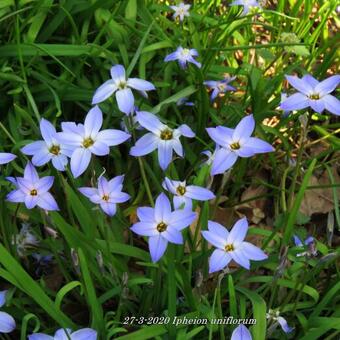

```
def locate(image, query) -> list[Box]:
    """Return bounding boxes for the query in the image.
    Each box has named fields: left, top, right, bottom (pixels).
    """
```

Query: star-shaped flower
left=170, top=2, right=191, bottom=21
left=164, top=46, right=201, bottom=69
left=58, top=106, right=130, bottom=178
left=28, top=327, right=97, bottom=340
left=0, top=153, right=16, bottom=165
left=21, top=118, right=72, bottom=171
left=131, top=193, right=196, bottom=262
left=130, top=111, right=195, bottom=170
left=280, top=74, right=340, bottom=115
left=230, top=0, right=261, bottom=15
left=162, top=177, right=215, bottom=210
left=79, top=175, right=130, bottom=216
left=206, top=114, right=274, bottom=175
left=92, top=64, right=155, bottom=114
left=204, top=77, right=236, bottom=101
left=266, top=309, right=293, bottom=334
left=201, top=217, right=268, bottom=273
left=6, top=162, right=59, bottom=211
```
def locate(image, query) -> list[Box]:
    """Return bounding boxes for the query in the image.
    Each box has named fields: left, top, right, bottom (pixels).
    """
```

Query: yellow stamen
left=157, top=222, right=167, bottom=232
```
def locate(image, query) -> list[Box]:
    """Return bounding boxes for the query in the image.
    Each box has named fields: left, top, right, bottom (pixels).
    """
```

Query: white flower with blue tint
left=21, top=118, right=72, bottom=171
left=164, top=46, right=201, bottom=69
left=206, top=114, right=274, bottom=175
left=293, top=235, right=317, bottom=257
left=79, top=175, right=130, bottom=216
left=170, top=2, right=191, bottom=21
left=28, top=327, right=97, bottom=340
left=0, top=291, right=16, bottom=334
left=92, top=64, right=155, bottom=114
left=231, top=324, right=252, bottom=340
left=230, top=0, right=261, bottom=15
left=6, top=162, right=59, bottom=211
left=130, top=111, right=195, bottom=170
left=162, top=177, right=215, bottom=210
left=0, top=153, right=16, bottom=165
left=58, top=106, right=130, bottom=178
left=131, top=193, right=196, bottom=262
left=266, top=309, right=293, bottom=334
left=280, top=74, right=340, bottom=115
left=201, top=217, right=268, bottom=273
left=204, top=77, right=236, bottom=101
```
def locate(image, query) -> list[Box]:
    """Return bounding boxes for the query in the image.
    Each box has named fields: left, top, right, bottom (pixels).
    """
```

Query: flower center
left=181, top=48, right=190, bottom=57
left=176, top=185, right=186, bottom=196
left=102, top=194, right=110, bottom=202
left=118, top=81, right=127, bottom=90
left=83, top=137, right=94, bottom=148
left=156, top=222, right=167, bottom=233
left=49, top=144, right=60, bottom=156
left=30, top=189, right=38, bottom=196
left=230, top=142, right=240, bottom=150
left=309, top=93, right=320, bottom=100
left=225, top=244, right=234, bottom=252
left=217, top=83, right=226, bottom=91
left=160, top=129, right=173, bottom=140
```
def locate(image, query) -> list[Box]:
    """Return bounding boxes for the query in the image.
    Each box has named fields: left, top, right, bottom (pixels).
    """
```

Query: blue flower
left=164, top=46, right=201, bottom=69
left=230, top=0, right=261, bottom=15
left=204, top=77, right=236, bottom=101
left=0, top=153, right=16, bottom=165
left=231, top=324, right=252, bottom=340
left=21, top=118, right=72, bottom=171
left=6, top=162, right=59, bottom=211
left=28, top=327, right=97, bottom=340
left=130, top=111, right=195, bottom=170
left=130, top=193, right=196, bottom=262
left=162, top=177, right=215, bottom=210
left=176, top=97, right=194, bottom=107
left=280, top=74, right=340, bottom=115
left=170, top=2, right=191, bottom=21
left=92, top=64, right=155, bottom=114
left=267, top=309, right=293, bottom=334
left=79, top=175, right=130, bottom=216
left=293, top=235, right=317, bottom=257
left=201, top=217, right=268, bottom=273
left=0, top=291, right=16, bottom=334
left=206, top=114, right=274, bottom=175
left=58, top=106, right=130, bottom=178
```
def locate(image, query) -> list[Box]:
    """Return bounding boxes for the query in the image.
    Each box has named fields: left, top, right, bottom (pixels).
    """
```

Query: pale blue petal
left=54, top=328, right=72, bottom=340
left=96, top=129, right=130, bottom=146
left=203, top=81, right=218, bottom=88
left=110, top=64, right=126, bottom=82
left=108, top=175, right=125, bottom=192
left=71, top=328, right=97, bottom=340
left=130, top=133, right=159, bottom=156
left=109, top=192, right=130, bottom=204
left=241, top=242, right=267, bottom=261
left=37, top=192, right=59, bottom=211
left=131, top=222, right=157, bottom=236
left=51, top=154, right=68, bottom=171
left=0, top=153, right=16, bottom=164
left=98, top=176, right=109, bottom=196
left=100, top=202, right=117, bottom=216
left=84, top=106, right=103, bottom=137
left=157, top=141, right=173, bottom=170
left=233, top=115, right=255, bottom=140
left=40, top=118, right=56, bottom=145
left=28, top=334, right=54, bottom=340
left=148, top=235, right=168, bottom=262
left=302, top=74, right=319, bottom=87
left=25, top=194, right=39, bottom=209
left=116, top=88, right=134, bottom=114
left=293, top=235, right=303, bottom=246
left=78, top=187, right=98, bottom=199
left=154, top=193, right=171, bottom=222
left=127, top=78, right=155, bottom=91
left=163, top=177, right=178, bottom=195
left=169, top=210, right=196, bottom=230
left=243, top=137, right=274, bottom=154
left=285, top=75, right=313, bottom=95
left=0, top=311, right=16, bottom=333
left=21, top=141, right=46, bottom=155
left=304, top=236, right=314, bottom=245
left=177, top=124, right=195, bottom=137
left=210, top=88, right=219, bottom=101
left=136, top=111, right=163, bottom=134
left=136, top=207, right=155, bottom=222
left=277, top=316, right=293, bottom=333
left=208, top=249, right=232, bottom=273
left=36, top=176, right=54, bottom=193
left=173, top=196, right=192, bottom=210
left=70, top=148, right=92, bottom=178
left=309, top=99, right=325, bottom=113
left=230, top=250, right=250, bottom=269
left=6, top=189, right=25, bottom=203
left=92, top=79, right=116, bottom=105
left=206, top=127, right=229, bottom=148
left=323, top=95, right=340, bottom=116
left=231, top=324, right=252, bottom=340
left=24, top=162, right=39, bottom=183
left=162, top=228, right=183, bottom=244
left=89, top=141, right=110, bottom=156
left=185, top=185, right=215, bottom=201
left=171, top=139, right=183, bottom=157
left=201, top=230, right=225, bottom=249
left=211, top=148, right=238, bottom=175
left=164, top=51, right=179, bottom=62
left=0, top=291, right=7, bottom=308
left=315, top=75, right=340, bottom=96
left=227, top=217, right=248, bottom=244
left=187, top=55, right=201, bottom=68
left=32, top=149, right=51, bottom=166
left=208, top=221, right=229, bottom=239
